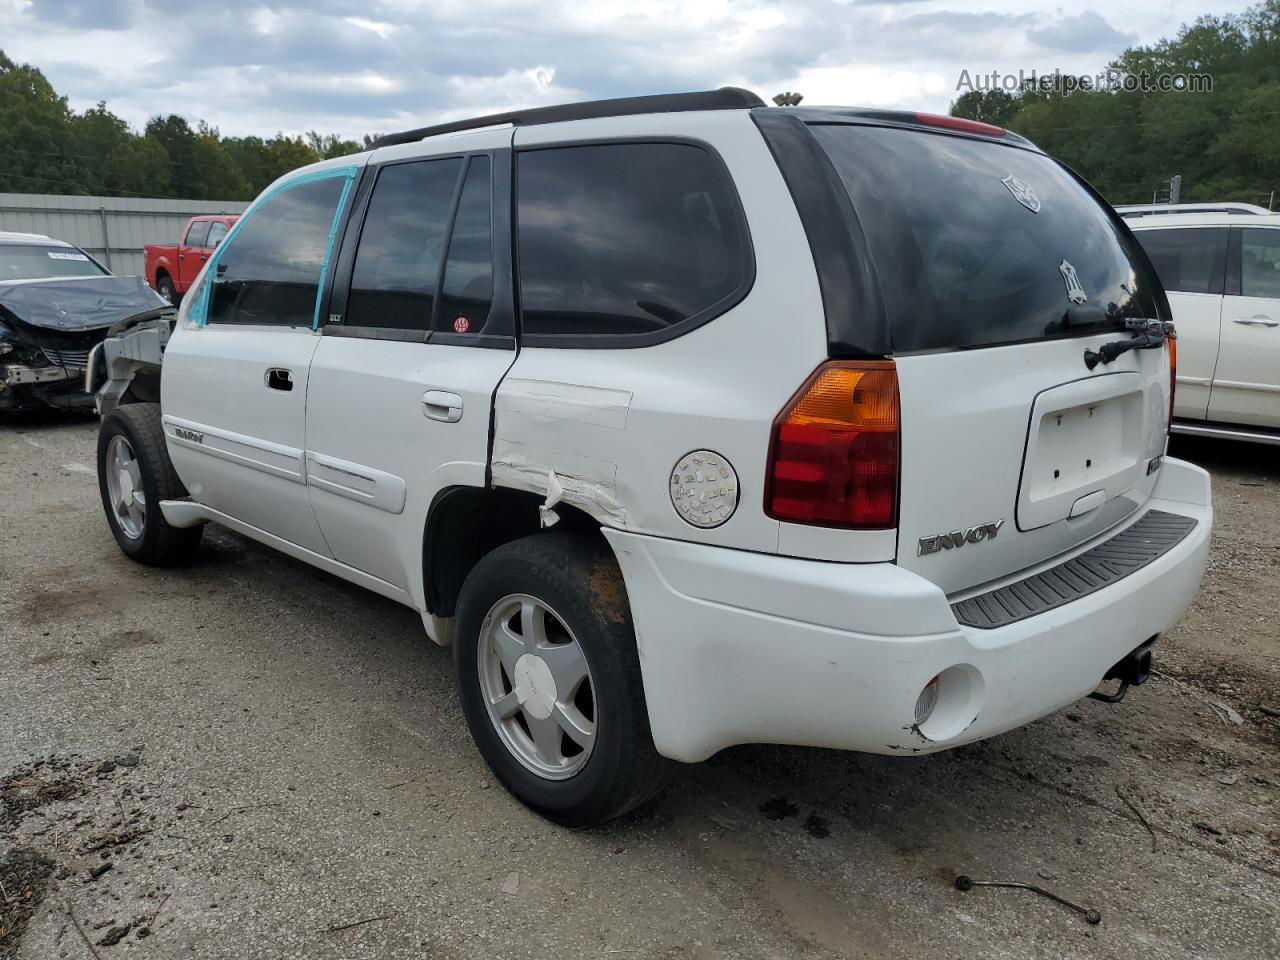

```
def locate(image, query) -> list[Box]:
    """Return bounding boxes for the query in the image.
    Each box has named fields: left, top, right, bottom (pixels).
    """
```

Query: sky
left=0, top=0, right=1252, bottom=141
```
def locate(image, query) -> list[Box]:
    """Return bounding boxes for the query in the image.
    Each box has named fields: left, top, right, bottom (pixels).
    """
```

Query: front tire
left=454, top=531, right=670, bottom=826
left=97, top=403, right=202, bottom=566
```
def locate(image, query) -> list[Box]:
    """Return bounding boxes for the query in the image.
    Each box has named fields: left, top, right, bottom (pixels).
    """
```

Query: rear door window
left=206, top=175, right=348, bottom=327
left=345, top=157, right=464, bottom=332
left=809, top=124, right=1162, bottom=352
left=207, top=221, right=229, bottom=247
left=1240, top=228, right=1280, bottom=299
left=436, top=156, right=493, bottom=333
left=1132, top=228, right=1226, bottom=295
left=515, top=142, right=750, bottom=343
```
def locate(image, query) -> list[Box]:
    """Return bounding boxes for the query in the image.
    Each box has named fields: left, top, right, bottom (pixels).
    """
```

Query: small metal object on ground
left=955, top=874, right=1102, bottom=925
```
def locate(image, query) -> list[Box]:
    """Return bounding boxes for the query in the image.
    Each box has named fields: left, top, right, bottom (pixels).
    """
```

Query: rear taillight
left=1166, top=333, right=1177, bottom=428
left=765, top=360, right=900, bottom=528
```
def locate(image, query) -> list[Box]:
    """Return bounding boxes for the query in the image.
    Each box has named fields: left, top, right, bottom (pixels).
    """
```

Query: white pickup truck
left=91, top=89, right=1212, bottom=826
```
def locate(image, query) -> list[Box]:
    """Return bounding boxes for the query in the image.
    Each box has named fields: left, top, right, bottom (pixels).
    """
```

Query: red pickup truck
left=144, top=215, right=239, bottom=304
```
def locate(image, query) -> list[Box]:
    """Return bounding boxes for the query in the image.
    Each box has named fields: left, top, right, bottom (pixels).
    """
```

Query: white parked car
left=91, top=90, right=1211, bottom=825
left=1120, top=202, right=1280, bottom=443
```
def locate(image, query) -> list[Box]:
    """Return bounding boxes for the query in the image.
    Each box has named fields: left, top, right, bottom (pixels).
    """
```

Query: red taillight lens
left=1166, top=334, right=1177, bottom=428
left=765, top=361, right=900, bottom=528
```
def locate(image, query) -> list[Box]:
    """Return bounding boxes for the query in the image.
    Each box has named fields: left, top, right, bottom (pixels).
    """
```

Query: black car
left=0, top=231, right=168, bottom=414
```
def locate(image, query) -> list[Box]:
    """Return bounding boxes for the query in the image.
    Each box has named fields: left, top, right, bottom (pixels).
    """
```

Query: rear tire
left=155, top=274, right=178, bottom=305
left=97, top=403, right=202, bottom=566
left=453, top=531, right=670, bottom=826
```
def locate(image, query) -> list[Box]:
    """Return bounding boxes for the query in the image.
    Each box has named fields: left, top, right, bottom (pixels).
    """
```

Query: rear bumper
left=603, top=457, right=1212, bottom=762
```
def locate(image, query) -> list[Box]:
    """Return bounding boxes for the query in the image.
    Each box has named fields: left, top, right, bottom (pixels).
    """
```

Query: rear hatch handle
left=1083, top=320, right=1174, bottom=370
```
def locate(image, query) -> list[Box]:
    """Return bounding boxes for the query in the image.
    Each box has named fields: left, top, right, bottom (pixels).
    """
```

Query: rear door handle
left=266, top=368, right=293, bottom=391
left=1231, top=315, right=1278, bottom=327
left=422, top=390, right=463, bottom=422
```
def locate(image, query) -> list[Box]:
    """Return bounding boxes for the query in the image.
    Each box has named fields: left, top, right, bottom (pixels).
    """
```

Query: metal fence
left=0, top=193, right=249, bottom=280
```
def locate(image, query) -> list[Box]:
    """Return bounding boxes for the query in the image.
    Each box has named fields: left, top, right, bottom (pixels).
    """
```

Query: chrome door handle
left=1231, top=315, right=1278, bottom=327
left=422, top=390, right=463, bottom=422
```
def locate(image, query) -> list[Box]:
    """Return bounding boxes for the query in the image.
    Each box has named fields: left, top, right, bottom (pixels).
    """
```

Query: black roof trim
left=369, top=87, right=766, bottom=149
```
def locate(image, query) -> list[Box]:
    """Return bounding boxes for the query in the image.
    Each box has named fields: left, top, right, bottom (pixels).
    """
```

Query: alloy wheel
left=477, top=593, right=597, bottom=780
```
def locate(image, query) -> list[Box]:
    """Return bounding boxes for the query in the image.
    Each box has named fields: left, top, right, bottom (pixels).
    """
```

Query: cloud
left=0, top=0, right=1192, bottom=141
left=1029, top=11, right=1137, bottom=54
left=26, top=0, right=134, bottom=30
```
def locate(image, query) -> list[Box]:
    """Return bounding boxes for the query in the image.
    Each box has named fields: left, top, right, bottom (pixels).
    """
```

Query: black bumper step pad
left=951, top=510, right=1199, bottom=629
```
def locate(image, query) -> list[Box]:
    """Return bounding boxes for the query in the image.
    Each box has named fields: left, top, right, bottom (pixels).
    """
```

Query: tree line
left=0, top=49, right=368, bottom=201
left=950, top=1, right=1280, bottom=206
left=3, top=2, right=1277, bottom=206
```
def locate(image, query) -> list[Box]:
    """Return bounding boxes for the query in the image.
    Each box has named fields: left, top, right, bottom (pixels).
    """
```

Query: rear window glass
left=0, top=245, right=106, bottom=281
left=1131, top=228, right=1226, bottom=295
left=809, top=125, right=1161, bottom=352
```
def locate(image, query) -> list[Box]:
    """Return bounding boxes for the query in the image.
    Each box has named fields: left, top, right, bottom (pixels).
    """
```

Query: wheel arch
left=422, top=484, right=606, bottom=620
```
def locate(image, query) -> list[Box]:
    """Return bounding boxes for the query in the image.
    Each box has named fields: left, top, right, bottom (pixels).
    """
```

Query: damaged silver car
left=0, top=231, right=169, bottom=415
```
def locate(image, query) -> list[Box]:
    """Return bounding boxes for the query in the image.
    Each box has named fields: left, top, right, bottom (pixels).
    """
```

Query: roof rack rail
left=369, top=87, right=766, bottom=149
left=1115, top=202, right=1273, bottom=217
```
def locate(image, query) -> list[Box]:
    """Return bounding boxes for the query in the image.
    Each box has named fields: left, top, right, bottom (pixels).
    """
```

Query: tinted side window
left=208, top=176, right=346, bottom=327
left=1133, top=228, right=1226, bottom=295
left=346, top=158, right=463, bottom=331
left=207, top=221, right=229, bottom=247
left=437, top=156, right=493, bottom=333
left=516, top=143, right=749, bottom=339
left=184, top=220, right=211, bottom=247
left=1241, top=228, right=1280, bottom=299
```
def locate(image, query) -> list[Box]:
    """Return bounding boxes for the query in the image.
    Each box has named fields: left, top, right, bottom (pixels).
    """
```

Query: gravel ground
left=1, top=415, right=1276, bottom=960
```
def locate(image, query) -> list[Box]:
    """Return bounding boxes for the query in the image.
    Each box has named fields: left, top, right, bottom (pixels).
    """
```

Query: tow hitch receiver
left=1088, top=638, right=1156, bottom=703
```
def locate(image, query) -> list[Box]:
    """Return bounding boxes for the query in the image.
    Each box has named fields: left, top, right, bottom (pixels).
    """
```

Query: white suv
left=91, top=89, right=1212, bottom=825
left=1120, top=202, right=1280, bottom=443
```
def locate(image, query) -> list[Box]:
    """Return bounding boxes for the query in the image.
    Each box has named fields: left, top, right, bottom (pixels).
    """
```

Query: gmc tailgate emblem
left=918, top=520, right=1005, bottom=556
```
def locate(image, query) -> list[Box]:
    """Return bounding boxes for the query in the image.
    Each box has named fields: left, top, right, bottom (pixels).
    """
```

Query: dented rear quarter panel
left=495, top=111, right=835, bottom=556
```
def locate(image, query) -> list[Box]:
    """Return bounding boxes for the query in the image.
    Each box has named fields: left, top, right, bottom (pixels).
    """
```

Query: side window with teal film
left=201, top=173, right=351, bottom=328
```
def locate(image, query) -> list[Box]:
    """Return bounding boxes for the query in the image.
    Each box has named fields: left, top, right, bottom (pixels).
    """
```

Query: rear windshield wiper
left=1083, top=320, right=1173, bottom=370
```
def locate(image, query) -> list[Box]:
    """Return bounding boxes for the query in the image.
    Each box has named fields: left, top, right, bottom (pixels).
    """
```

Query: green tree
left=951, top=89, right=1020, bottom=127
left=950, top=1, right=1280, bottom=206
left=306, top=130, right=360, bottom=160
left=0, top=50, right=80, bottom=194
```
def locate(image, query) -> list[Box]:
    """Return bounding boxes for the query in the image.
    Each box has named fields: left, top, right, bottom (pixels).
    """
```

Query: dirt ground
left=1, top=415, right=1276, bottom=960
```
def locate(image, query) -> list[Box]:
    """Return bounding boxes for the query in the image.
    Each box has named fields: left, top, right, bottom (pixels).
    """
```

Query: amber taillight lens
left=1166, top=333, right=1177, bottom=428
left=765, top=361, right=900, bottom=528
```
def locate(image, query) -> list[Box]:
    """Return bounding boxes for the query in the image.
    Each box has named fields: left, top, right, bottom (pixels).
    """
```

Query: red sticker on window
left=453, top=316, right=470, bottom=333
